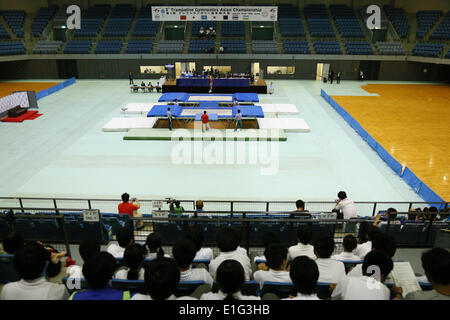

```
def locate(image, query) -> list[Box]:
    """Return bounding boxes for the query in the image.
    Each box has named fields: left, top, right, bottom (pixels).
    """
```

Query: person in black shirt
left=290, top=200, right=311, bottom=218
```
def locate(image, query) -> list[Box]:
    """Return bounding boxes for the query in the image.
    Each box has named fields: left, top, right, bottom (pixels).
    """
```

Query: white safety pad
left=260, top=104, right=298, bottom=114
left=257, top=118, right=310, bottom=132
left=102, top=117, right=157, bottom=132
left=120, top=103, right=160, bottom=115
left=188, top=95, right=233, bottom=101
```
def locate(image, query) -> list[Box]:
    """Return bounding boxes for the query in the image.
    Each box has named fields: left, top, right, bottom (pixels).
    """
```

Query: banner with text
left=151, top=6, right=278, bottom=21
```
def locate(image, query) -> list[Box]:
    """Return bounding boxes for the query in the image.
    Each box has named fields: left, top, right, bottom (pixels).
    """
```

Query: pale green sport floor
left=0, top=79, right=425, bottom=215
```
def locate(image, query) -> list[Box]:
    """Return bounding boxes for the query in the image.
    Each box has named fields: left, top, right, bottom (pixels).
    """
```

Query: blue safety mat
left=147, top=105, right=182, bottom=117
left=158, top=92, right=259, bottom=102
left=158, top=92, right=189, bottom=102
left=195, top=113, right=219, bottom=121
left=199, top=101, right=219, bottom=108
left=233, top=93, right=259, bottom=102
left=233, top=105, right=264, bottom=118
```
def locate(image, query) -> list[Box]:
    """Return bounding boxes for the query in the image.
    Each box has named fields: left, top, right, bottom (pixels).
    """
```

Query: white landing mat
left=257, top=117, right=310, bottom=132
left=102, top=117, right=157, bottom=132
left=260, top=104, right=299, bottom=114
left=120, top=103, right=161, bottom=115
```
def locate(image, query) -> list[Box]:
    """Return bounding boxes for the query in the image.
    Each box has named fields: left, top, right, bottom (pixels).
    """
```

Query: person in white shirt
left=283, top=256, right=320, bottom=300
left=201, top=260, right=260, bottom=300
left=185, top=226, right=214, bottom=261
left=331, top=251, right=393, bottom=300
left=313, top=236, right=346, bottom=284
left=209, top=227, right=252, bottom=280
left=332, top=235, right=361, bottom=262
left=347, top=232, right=396, bottom=286
left=1, top=242, right=68, bottom=300
left=66, top=239, right=100, bottom=279
left=173, top=238, right=214, bottom=287
left=106, top=226, right=134, bottom=258
left=288, top=225, right=316, bottom=261
left=131, top=257, right=196, bottom=300
left=394, top=248, right=450, bottom=300
left=254, top=244, right=291, bottom=290
left=354, top=225, right=381, bottom=259
left=334, top=191, right=357, bottom=219
left=269, top=82, right=274, bottom=94
left=114, top=243, right=147, bottom=280
left=145, top=232, right=169, bottom=260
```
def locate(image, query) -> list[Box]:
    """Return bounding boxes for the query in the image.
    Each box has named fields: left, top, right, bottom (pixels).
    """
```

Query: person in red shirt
left=118, top=193, right=144, bottom=230
left=201, top=111, right=211, bottom=132
left=209, top=75, right=213, bottom=93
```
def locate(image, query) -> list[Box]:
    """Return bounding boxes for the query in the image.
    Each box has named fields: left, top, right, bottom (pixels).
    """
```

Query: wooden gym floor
left=0, top=82, right=60, bottom=98
left=332, top=84, right=450, bottom=201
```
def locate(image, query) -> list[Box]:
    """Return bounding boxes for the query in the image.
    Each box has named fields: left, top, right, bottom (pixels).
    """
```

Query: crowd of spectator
left=0, top=190, right=448, bottom=301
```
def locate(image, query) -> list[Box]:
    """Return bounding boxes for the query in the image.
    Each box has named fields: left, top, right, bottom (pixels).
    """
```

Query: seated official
left=155, top=82, right=161, bottom=92
left=140, top=81, right=146, bottom=92
left=148, top=82, right=153, bottom=92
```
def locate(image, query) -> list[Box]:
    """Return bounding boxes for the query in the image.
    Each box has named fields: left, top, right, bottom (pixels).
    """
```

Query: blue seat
left=261, top=281, right=295, bottom=298
left=153, top=221, right=184, bottom=245
left=111, top=279, right=146, bottom=293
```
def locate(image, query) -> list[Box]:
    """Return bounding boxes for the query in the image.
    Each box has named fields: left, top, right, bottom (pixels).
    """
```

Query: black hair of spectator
left=342, top=235, right=357, bottom=252
left=421, top=248, right=450, bottom=285
left=216, top=227, right=239, bottom=253
left=290, top=256, right=319, bottom=295
left=337, top=191, right=347, bottom=200
left=146, top=232, right=165, bottom=258
left=264, top=243, right=288, bottom=270
left=172, top=238, right=197, bottom=269
left=387, top=208, right=398, bottom=220
left=185, top=226, right=204, bottom=252
left=116, top=227, right=134, bottom=248
left=372, top=232, right=397, bottom=258
left=13, top=241, right=47, bottom=280
left=79, top=239, right=100, bottom=263
left=296, top=225, right=312, bottom=245
left=296, top=200, right=305, bottom=209
left=313, top=236, right=335, bottom=259
left=82, top=252, right=116, bottom=289
left=2, top=230, right=24, bottom=254
left=362, top=251, right=393, bottom=279
left=216, top=260, right=245, bottom=301
left=144, top=257, right=180, bottom=300
left=121, top=193, right=130, bottom=202
left=124, top=244, right=147, bottom=280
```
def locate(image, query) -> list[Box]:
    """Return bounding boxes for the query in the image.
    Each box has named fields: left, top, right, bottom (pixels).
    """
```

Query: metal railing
left=0, top=196, right=448, bottom=217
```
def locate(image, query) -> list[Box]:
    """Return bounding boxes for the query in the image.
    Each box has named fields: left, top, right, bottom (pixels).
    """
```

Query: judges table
left=176, top=78, right=250, bottom=88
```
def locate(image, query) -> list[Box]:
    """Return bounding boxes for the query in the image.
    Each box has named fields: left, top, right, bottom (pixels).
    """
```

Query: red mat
left=1, top=110, right=38, bottom=122
left=25, top=113, right=43, bottom=120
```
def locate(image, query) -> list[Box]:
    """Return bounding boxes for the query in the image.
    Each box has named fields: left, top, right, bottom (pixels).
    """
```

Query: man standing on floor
left=336, top=72, right=341, bottom=84
left=234, top=109, right=242, bottom=132
left=209, top=74, right=213, bottom=93
left=129, top=72, right=134, bottom=85
left=201, top=111, right=210, bottom=132
left=167, top=107, right=173, bottom=131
